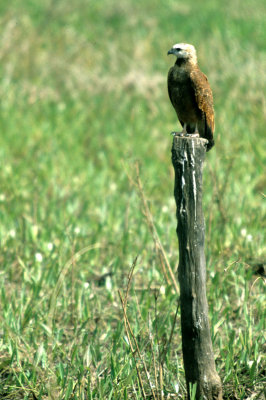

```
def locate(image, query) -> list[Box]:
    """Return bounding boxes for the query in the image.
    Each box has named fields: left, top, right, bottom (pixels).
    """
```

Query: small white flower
left=246, top=234, right=253, bottom=242
left=9, top=229, right=16, bottom=238
left=84, top=282, right=89, bottom=289
left=0, top=194, right=6, bottom=201
left=110, top=182, right=117, bottom=192
left=160, top=286, right=166, bottom=295
left=100, top=333, right=107, bottom=341
left=105, top=276, right=112, bottom=291
left=74, top=227, right=81, bottom=235
left=47, top=242, right=53, bottom=251
left=31, top=225, right=39, bottom=239
left=35, top=253, right=43, bottom=262
left=241, top=228, right=247, bottom=237
left=4, top=165, right=12, bottom=174
left=162, top=205, right=168, bottom=213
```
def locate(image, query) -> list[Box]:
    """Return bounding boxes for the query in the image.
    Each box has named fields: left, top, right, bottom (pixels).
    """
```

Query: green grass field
left=0, top=0, right=265, bottom=398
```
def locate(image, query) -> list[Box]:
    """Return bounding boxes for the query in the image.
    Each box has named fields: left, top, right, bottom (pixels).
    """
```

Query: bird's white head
left=167, top=43, right=197, bottom=65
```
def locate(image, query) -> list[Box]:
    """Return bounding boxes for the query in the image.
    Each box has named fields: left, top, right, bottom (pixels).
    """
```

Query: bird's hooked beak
left=167, top=48, right=175, bottom=55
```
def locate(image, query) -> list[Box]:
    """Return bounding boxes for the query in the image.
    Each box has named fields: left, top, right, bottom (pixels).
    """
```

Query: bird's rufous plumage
left=167, top=43, right=215, bottom=151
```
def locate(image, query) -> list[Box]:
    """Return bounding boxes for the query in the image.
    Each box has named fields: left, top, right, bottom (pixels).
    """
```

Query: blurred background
left=0, top=0, right=265, bottom=398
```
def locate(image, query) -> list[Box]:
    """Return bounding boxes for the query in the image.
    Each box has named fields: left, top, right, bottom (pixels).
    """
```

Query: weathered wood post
left=171, top=136, right=223, bottom=400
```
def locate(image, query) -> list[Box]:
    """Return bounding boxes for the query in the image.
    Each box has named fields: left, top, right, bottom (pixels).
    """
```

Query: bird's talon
left=171, top=131, right=185, bottom=137
left=185, top=133, right=200, bottom=138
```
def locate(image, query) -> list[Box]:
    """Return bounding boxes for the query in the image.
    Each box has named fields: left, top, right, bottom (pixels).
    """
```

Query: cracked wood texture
left=171, top=136, right=222, bottom=400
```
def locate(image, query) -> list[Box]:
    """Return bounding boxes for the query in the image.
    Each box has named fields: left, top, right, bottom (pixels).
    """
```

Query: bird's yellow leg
left=181, top=123, right=187, bottom=134
left=185, top=123, right=199, bottom=138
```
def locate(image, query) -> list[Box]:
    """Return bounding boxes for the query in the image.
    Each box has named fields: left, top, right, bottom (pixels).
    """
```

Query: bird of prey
left=167, top=43, right=215, bottom=151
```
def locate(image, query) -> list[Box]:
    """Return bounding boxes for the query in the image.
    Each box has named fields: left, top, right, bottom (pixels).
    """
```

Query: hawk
left=167, top=43, right=215, bottom=151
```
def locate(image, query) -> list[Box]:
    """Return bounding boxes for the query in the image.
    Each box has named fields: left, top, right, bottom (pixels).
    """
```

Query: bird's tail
left=206, top=136, right=215, bottom=151
left=204, top=119, right=215, bottom=152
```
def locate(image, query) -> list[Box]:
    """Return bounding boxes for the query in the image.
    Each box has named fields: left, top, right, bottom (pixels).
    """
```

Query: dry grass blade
left=124, top=255, right=138, bottom=307
left=148, top=313, right=159, bottom=397
left=118, top=290, right=147, bottom=399
left=135, top=162, right=178, bottom=293
left=48, top=243, right=102, bottom=327
left=124, top=160, right=179, bottom=294
left=159, top=364, right=164, bottom=400
left=119, top=291, right=158, bottom=400
left=160, top=300, right=179, bottom=367
left=207, top=158, right=235, bottom=225
left=119, top=256, right=147, bottom=398
left=118, top=256, right=158, bottom=400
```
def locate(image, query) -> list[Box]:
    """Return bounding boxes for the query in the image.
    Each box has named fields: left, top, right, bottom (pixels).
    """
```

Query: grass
left=0, top=0, right=265, bottom=398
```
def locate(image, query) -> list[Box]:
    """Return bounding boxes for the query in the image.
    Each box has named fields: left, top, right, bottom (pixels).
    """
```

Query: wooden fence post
left=171, top=136, right=223, bottom=400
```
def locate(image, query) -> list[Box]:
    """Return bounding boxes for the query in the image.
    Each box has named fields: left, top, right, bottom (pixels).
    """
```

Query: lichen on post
left=171, top=136, right=223, bottom=400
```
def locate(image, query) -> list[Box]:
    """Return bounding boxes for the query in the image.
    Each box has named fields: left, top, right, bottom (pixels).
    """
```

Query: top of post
left=172, top=135, right=208, bottom=150
left=171, top=136, right=209, bottom=166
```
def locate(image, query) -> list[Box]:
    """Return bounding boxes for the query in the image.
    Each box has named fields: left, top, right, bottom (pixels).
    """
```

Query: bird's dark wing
left=167, top=66, right=184, bottom=128
left=190, top=68, right=215, bottom=135
left=167, top=67, right=175, bottom=107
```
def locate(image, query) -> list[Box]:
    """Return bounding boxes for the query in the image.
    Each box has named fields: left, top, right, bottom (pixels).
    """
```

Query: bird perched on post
left=167, top=43, right=215, bottom=151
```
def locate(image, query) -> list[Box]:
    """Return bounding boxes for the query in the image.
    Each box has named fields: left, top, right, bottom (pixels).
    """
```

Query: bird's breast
left=169, top=72, right=200, bottom=122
